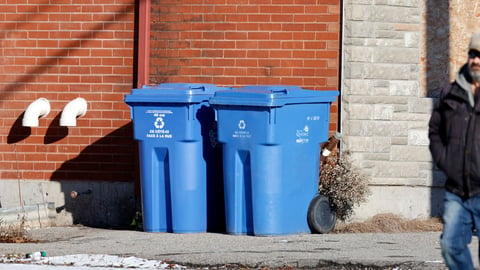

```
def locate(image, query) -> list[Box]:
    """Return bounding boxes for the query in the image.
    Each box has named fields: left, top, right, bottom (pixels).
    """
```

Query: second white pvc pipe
left=60, top=98, right=88, bottom=127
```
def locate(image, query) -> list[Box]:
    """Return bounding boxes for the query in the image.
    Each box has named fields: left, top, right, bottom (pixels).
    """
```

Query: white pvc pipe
left=22, top=98, right=51, bottom=127
left=60, top=98, right=88, bottom=127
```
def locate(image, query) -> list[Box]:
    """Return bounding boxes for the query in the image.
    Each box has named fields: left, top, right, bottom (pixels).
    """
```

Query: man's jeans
left=441, top=191, right=480, bottom=270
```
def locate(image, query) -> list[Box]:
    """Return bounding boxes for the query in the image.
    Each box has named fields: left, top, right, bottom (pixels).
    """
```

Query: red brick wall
left=150, top=0, right=341, bottom=131
left=0, top=0, right=137, bottom=182
left=0, top=0, right=341, bottom=185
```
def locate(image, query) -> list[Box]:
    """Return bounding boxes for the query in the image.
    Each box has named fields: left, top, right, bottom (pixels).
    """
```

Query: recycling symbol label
left=238, top=120, right=246, bottom=129
left=154, top=117, right=165, bottom=129
left=144, top=109, right=173, bottom=139
left=295, top=125, right=309, bottom=144
left=232, top=119, right=251, bottom=139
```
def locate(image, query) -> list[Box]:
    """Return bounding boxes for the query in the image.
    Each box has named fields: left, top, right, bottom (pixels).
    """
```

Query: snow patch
left=0, top=254, right=187, bottom=269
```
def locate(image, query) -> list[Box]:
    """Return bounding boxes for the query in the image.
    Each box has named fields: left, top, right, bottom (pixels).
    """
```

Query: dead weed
left=0, top=218, right=36, bottom=243
left=320, top=150, right=371, bottom=222
left=332, top=213, right=443, bottom=233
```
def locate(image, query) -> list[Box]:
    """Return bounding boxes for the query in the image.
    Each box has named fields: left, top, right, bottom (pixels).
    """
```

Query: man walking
left=429, top=32, right=480, bottom=270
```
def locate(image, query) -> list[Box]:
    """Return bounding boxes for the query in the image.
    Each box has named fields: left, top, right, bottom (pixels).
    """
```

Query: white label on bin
left=306, top=115, right=321, bottom=121
left=295, top=125, right=309, bottom=144
left=238, top=120, right=246, bottom=129
left=145, top=110, right=173, bottom=139
left=232, top=119, right=251, bottom=139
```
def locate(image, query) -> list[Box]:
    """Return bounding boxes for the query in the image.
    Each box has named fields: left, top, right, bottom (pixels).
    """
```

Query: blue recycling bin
left=125, top=83, right=226, bottom=233
left=210, top=86, right=338, bottom=236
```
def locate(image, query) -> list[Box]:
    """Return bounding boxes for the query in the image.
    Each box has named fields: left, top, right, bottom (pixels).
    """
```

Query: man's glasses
left=468, top=50, right=480, bottom=59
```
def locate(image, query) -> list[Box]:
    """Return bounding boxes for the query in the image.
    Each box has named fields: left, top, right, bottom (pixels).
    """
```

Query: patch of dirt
left=0, top=219, right=37, bottom=243
left=332, top=213, right=443, bottom=233
left=0, top=235, right=36, bottom=243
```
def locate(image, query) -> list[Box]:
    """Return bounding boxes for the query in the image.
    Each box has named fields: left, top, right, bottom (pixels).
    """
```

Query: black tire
left=307, top=194, right=336, bottom=234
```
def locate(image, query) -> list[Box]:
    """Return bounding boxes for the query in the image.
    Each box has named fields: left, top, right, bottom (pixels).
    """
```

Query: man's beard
left=469, top=65, right=480, bottom=83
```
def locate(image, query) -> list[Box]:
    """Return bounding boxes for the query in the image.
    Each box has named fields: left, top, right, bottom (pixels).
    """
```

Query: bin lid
left=125, top=83, right=227, bottom=104
left=209, top=85, right=339, bottom=107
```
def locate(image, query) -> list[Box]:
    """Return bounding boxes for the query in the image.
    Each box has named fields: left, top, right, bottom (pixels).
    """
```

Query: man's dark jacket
left=429, top=64, right=480, bottom=198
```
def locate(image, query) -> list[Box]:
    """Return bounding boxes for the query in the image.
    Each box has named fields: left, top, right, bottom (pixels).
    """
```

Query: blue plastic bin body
left=210, top=86, right=338, bottom=236
left=125, top=83, right=225, bottom=233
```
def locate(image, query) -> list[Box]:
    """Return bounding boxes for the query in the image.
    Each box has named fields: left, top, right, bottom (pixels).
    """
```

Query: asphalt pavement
left=0, top=226, right=478, bottom=269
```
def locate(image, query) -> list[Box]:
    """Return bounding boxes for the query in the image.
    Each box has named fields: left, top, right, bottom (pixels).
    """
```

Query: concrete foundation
left=351, top=185, right=445, bottom=222
left=0, top=180, right=137, bottom=229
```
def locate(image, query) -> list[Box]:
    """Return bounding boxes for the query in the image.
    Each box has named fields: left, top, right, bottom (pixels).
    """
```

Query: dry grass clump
left=0, top=218, right=36, bottom=243
left=320, top=150, right=371, bottom=221
left=318, top=149, right=442, bottom=234
left=333, top=213, right=443, bottom=233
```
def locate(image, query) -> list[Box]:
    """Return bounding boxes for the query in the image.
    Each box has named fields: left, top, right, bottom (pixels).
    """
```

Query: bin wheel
left=307, top=194, right=336, bottom=234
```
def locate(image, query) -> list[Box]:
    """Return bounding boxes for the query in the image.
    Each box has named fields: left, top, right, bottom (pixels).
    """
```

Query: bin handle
left=190, top=85, right=207, bottom=92
left=271, top=88, right=288, bottom=95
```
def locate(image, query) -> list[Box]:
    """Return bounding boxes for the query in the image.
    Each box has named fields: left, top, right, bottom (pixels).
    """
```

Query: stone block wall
left=343, top=0, right=440, bottom=220
left=343, top=0, right=480, bottom=221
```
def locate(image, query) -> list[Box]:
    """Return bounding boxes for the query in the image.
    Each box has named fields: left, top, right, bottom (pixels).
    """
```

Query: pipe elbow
left=60, top=98, right=88, bottom=127
left=22, top=98, right=51, bottom=127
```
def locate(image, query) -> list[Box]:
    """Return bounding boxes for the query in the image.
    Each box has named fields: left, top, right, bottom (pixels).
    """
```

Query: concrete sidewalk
left=0, top=226, right=477, bottom=269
